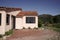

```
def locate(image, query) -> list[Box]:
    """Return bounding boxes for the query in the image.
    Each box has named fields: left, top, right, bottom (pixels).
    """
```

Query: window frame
left=6, top=14, right=10, bottom=25
left=0, top=13, right=2, bottom=25
left=26, top=17, right=35, bottom=23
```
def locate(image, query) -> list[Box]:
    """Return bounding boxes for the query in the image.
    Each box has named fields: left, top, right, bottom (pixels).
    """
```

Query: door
left=12, top=15, right=15, bottom=29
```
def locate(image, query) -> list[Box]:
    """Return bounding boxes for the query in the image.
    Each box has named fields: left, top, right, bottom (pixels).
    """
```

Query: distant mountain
left=38, top=14, right=60, bottom=24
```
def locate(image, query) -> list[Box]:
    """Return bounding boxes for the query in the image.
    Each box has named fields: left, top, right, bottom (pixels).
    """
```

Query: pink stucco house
left=16, top=11, right=38, bottom=29
left=0, top=7, right=38, bottom=35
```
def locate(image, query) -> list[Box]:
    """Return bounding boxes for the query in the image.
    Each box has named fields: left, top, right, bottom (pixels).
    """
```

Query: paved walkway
left=6, top=29, right=56, bottom=40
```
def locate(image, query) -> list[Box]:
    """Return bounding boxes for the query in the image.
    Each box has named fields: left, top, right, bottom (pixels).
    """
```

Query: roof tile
left=16, top=11, right=38, bottom=17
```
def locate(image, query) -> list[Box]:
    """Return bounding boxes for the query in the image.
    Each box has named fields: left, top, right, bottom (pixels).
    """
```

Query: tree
left=38, top=14, right=53, bottom=24
left=53, top=15, right=60, bottom=23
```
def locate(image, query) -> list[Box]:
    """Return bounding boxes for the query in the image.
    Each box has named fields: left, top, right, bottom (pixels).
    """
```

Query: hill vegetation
left=38, top=14, right=60, bottom=32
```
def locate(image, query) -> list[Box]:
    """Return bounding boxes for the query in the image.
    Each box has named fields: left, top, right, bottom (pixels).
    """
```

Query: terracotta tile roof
left=0, top=7, right=22, bottom=12
left=16, top=11, right=38, bottom=17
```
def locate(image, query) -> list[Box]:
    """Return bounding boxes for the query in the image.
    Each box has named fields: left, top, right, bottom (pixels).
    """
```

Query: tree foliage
left=38, top=14, right=60, bottom=24
left=38, top=14, right=53, bottom=24
left=53, top=15, right=60, bottom=23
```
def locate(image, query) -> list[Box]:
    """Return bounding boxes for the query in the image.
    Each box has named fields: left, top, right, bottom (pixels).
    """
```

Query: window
left=6, top=14, right=10, bottom=25
left=0, top=14, right=1, bottom=25
left=26, top=17, right=35, bottom=23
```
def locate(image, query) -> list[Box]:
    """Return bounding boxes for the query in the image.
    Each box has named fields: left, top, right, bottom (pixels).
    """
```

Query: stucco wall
left=5, top=10, right=21, bottom=31
left=15, top=18, right=23, bottom=29
left=23, top=16, right=38, bottom=29
left=5, top=14, right=12, bottom=32
left=15, top=16, right=38, bottom=29
left=0, top=10, right=21, bottom=34
left=8, top=11, right=21, bottom=16
left=0, top=11, right=6, bottom=35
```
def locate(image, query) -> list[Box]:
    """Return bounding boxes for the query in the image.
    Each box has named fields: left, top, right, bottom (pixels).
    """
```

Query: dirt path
left=6, top=29, right=56, bottom=40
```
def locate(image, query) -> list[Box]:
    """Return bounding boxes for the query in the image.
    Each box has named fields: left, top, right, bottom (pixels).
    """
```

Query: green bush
left=34, top=27, right=38, bottom=29
left=0, top=35, right=3, bottom=38
left=53, top=23, right=60, bottom=28
left=5, top=30, right=13, bottom=36
left=38, top=19, right=42, bottom=28
left=23, top=27, right=25, bottom=29
left=38, top=23, right=42, bottom=27
left=53, top=28, right=60, bottom=32
left=51, top=23, right=60, bottom=32
left=28, top=27, right=31, bottom=29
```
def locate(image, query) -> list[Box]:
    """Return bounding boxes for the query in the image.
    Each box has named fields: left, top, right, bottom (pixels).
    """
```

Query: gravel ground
left=6, top=29, right=56, bottom=40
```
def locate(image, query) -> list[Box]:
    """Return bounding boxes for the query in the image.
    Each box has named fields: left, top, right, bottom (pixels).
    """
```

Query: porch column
left=10, top=14, right=12, bottom=30
left=1, top=12, right=6, bottom=34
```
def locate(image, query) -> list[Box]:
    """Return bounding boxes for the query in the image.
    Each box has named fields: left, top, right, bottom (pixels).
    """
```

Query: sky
left=0, top=0, right=60, bottom=15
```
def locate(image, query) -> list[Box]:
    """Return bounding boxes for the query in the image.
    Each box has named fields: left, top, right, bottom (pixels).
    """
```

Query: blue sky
left=0, top=0, right=60, bottom=15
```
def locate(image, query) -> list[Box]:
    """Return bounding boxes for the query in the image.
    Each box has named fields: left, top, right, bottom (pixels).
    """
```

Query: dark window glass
left=6, top=14, right=10, bottom=25
left=26, top=17, right=35, bottom=23
left=0, top=14, right=1, bottom=25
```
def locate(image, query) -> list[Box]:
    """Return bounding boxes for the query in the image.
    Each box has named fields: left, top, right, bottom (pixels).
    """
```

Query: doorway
left=12, top=15, right=15, bottom=29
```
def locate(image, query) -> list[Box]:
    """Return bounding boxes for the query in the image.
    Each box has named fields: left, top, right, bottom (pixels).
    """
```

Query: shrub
left=38, top=19, right=42, bottom=27
left=5, top=30, right=13, bottom=36
left=28, top=27, right=31, bottom=29
left=51, top=23, right=60, bottom=32
left=34, top=27, right=38, bottom=29
left=53, top=23, right=60, bottom=28
left=53, top=28, right=60, bottom=32
left=38, top=23, right=42, bottom=27
left=23, top=27, right=25, bottom=29
left=0, top=35, right=3, bottom=38
left=47, top=24, right=53, bottom=27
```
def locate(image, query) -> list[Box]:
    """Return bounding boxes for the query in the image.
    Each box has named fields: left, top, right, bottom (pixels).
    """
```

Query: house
left=0, top=7, right=22, bottom=35
left=0, top=7, right=38, bottom=35
left=16, top=11, right=38, bottom=29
